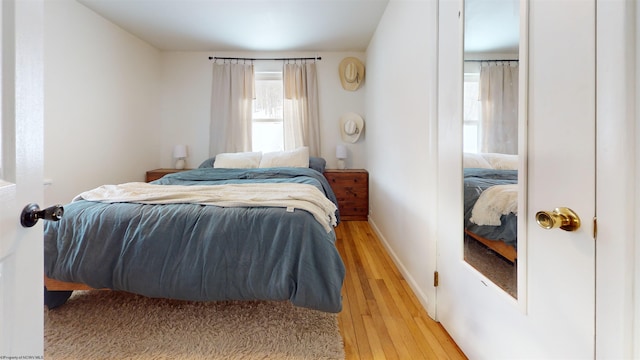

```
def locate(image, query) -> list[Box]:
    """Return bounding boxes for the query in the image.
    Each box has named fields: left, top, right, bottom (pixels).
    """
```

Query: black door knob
left=20, top=203, right=64, bottom=228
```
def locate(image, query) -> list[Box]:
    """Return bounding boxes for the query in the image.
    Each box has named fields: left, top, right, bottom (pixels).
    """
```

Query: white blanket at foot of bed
left=469, top=184, right=518, bottom=226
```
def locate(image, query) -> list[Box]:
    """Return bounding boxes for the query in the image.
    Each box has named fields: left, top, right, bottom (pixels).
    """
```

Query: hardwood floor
left=336, top=221, right=467, bottom=360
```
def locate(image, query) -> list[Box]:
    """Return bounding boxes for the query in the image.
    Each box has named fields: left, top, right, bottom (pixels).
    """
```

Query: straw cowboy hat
left=340, top=112, right=364, bottom=143
left=339, top=57, right=365, bottom=91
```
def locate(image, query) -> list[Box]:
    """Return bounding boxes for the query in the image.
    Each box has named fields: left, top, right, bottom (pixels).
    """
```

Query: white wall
left=636, top=4, right=640, bottom=356
left=365, top=0, right=439, bottom=315
left=43, top=2, right=367, bottom=204
left=157, top=51, right=367, bottom=170
left=636, top=5, right=640, bottom=358
left=595, top=0, right=638, bottom=357
left=43, top=4, right=367, bottom=204
left=44, top=0, right=162, bottom=204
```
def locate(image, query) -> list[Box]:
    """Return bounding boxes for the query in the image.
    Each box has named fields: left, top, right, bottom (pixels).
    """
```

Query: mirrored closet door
left=462, top=0, right=520, bottom=298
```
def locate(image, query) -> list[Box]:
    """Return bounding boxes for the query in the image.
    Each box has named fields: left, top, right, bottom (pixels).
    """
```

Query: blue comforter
left=44, top=167, right=345, bottom=312
left=464, top=168, right=518, bottom=248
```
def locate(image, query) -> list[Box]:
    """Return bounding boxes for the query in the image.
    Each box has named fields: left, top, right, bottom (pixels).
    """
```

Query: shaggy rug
left=44, top=290, right=344, bottom=360
left=464, top=235, right=517, bottom=298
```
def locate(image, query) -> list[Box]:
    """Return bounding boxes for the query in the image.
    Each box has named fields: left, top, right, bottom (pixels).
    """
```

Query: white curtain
left=283, top=63, right=320, bottom=156
left=479, top=61, right=519, bottom=155
left=210, top=62, right=255, bottom=156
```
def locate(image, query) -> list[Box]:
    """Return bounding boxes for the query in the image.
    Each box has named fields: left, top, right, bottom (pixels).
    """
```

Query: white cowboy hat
left=340, top=112, right=364, bottom=143
left=339, top=57, right=365, bottom=91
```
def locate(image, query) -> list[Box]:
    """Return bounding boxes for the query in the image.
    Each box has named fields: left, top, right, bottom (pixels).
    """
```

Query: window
left=463, top=71, right=481, bottom=153
left=252, top=71, right=284, bottom=152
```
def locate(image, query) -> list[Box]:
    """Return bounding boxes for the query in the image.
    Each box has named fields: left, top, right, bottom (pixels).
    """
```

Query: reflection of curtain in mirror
left=479, top=61, right=519, bottom=154
left=283, top=63, right=320, bottom=156
left=210, top=62, right=255, bottom=155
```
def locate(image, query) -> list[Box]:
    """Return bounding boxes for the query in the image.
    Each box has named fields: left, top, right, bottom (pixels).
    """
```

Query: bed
left=44, top=152, right=345, bottom=313
left=463, top=153, right=518, bottom=263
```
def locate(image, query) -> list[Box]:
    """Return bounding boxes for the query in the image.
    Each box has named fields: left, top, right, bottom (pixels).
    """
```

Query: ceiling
left=75, top=0, right=518, bottom=54
left=76, top=0, right=390, bottom=52
left=464, top=0, right=520, bottom=55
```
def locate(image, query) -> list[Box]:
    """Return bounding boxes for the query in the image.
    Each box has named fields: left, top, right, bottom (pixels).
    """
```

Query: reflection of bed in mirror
left=463, top=152, right=518, bottom=263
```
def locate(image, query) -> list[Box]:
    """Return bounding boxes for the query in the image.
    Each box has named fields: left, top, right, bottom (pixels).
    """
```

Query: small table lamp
left=173, top=145, right=187, bottom=169
left=336, top=145, right=347, bottom=170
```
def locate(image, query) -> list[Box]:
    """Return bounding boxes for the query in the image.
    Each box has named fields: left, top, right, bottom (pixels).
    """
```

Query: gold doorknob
left=535, top=207, right=581, bottom=232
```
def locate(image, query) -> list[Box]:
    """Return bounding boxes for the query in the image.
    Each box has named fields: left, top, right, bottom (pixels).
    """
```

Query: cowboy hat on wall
left=339, top=57, right=365, bottom=91
left=340, top=112, right=364, bottom=143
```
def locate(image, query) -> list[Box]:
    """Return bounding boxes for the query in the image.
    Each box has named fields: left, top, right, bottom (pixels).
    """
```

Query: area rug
left=464, top=235, right=517, bottom=298
left=44, top=290, right=344, bottom=360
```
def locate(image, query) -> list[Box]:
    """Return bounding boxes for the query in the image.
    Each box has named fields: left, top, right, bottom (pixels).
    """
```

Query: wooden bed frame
left=45, top=276, right=95, bottom=291
left=464, top=229, right=516, bottom=264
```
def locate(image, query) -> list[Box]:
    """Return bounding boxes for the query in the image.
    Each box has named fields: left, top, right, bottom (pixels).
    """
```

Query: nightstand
left=146, top=168, right=191, bottom=182
left=323, top=169, right=369, bottom=221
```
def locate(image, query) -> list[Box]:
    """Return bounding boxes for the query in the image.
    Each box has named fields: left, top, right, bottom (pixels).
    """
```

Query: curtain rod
left=464, top=59, right=519, bottom=62
left=208, top=56, right=321, bottom=61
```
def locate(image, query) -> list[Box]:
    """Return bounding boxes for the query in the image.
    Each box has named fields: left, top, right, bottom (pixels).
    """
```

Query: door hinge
left=593, top=216, right=597, bottom=240
left=434, top=271, right=439, bottom=287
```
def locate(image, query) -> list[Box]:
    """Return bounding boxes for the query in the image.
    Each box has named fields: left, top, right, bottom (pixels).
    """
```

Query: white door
left=0, top=0, right=45, bottom=356
left=436, top=0, right=596, bottom=358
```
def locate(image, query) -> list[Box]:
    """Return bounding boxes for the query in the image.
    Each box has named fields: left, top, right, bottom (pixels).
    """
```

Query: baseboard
left=367, top=216, right=435, bottom=319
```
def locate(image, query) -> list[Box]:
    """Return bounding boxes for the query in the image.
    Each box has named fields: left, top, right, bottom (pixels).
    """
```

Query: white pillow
left=259, top=147, right=310, bottom=168
left=214, top=151, right=262, bottom=169
left=481, top=153, right=518, bottom=170
left=463, top=152, right=492, bottom=169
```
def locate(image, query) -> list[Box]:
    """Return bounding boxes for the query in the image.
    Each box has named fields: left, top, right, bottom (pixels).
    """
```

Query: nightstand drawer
left=324, top=169, right=369, bottom=221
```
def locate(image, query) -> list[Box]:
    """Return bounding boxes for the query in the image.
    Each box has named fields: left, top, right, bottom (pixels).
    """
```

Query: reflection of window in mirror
left=463, top=62, right=481, bottom=153
left=0, top=116, right=3, bottom=179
